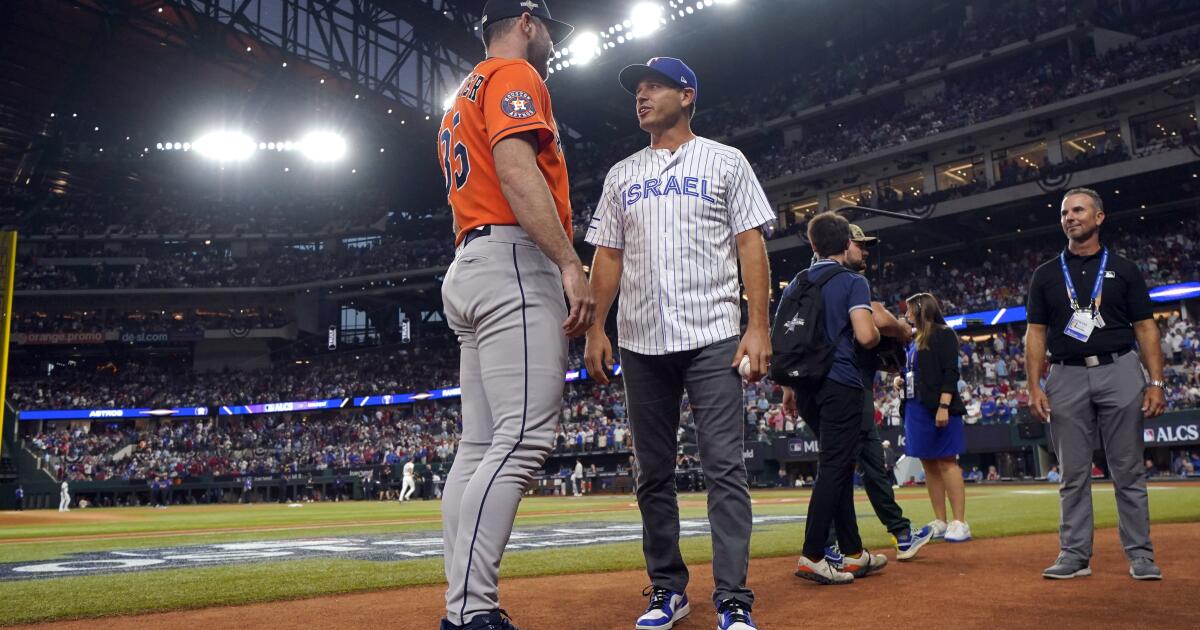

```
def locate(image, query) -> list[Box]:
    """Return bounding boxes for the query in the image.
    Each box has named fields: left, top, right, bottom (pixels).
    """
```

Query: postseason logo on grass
left=0, top=516, right=805, bottom=582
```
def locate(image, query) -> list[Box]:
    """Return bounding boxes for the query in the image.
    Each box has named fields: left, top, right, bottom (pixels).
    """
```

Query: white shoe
left=842, top=549, right=888, bottom=578
left=927, top=519, right=948, bottom=539
left=945, top=520, right=972, bottom=543
left=794, top=556, right=854, bottom=585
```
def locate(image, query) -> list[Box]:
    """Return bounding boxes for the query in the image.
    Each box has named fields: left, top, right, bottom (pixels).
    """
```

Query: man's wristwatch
left=938, top=403, right=950, bottom=409
left=1147, top=380, right=1165, bottom=389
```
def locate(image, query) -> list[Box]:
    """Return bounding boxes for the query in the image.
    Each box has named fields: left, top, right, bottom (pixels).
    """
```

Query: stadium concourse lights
left=546, top=0, right=732, bottom=76
left=155, top=131, right=348, bottom=163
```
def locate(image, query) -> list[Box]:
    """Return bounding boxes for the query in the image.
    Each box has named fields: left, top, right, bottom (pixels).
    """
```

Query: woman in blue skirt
left=901, top=293, right=971, bottom=543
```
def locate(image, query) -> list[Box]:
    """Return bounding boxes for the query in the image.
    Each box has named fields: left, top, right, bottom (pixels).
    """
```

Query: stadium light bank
left=156, top=130, right=349, bottom=163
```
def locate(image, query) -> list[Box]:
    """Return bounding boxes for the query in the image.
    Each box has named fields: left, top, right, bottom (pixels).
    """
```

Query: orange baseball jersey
left=438, top=57, right=573, bottom=246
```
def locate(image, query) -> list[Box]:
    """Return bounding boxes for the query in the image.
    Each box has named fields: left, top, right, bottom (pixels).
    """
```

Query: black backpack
left=770, top=265, right=848, bottom=390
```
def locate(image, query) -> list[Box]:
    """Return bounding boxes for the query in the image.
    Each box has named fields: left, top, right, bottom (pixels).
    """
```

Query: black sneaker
left=442, top=610, right=520, bottom=630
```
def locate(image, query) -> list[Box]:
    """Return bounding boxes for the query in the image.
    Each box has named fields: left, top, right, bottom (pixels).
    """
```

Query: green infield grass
left=0, top=483, right=1197, bottom=626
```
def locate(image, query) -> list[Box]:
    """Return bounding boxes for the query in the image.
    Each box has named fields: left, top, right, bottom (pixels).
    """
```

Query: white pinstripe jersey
left=585, top=136, right=775, bottom=356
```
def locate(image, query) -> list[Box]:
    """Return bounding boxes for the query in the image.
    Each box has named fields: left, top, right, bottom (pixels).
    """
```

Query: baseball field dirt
left=24, top=522, right=1197, bottom=629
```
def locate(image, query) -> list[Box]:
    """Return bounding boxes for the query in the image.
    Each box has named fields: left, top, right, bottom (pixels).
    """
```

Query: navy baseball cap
left=480, top=0, right=574, bottom=45
left=619, top=57, right=699, bottom=104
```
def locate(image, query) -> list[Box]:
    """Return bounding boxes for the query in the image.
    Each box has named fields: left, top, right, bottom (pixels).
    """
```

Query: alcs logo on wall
left=1144, top=424, right=1200, bottom=444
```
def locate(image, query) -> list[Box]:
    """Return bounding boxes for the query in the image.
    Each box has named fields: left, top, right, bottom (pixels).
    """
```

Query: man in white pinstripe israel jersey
left=584, top=57, right=773, bottom=630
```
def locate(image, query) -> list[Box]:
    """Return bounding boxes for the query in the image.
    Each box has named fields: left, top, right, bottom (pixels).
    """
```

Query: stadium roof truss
left=155, top=0, right=481, bottom=116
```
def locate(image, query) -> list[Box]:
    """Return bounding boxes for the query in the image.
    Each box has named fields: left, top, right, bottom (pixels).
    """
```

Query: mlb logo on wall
left=1144, top=428, right=1155, bottom=443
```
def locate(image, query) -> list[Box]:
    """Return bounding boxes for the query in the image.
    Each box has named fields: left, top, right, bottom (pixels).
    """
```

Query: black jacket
left=910, top=325, right=966, bottom=415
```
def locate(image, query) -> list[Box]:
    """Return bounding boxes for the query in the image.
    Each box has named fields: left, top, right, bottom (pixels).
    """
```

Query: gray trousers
left=621, top=337, right=754, bottom=608
left=1045, top=350, right=1153, bottom=564
left=440, top=226, right=568, bottom=625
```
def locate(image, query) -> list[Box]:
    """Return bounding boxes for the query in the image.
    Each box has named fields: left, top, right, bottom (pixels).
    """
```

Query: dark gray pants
left=622, top=337, right=754, bottom=608
left=1045, top=350, right=1153, bottom=564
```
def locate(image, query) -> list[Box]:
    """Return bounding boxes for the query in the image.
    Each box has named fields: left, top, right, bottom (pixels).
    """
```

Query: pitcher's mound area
left=30, top=523, right=1199, bottom=629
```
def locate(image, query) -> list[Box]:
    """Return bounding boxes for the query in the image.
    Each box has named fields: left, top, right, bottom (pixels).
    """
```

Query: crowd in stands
left=13, top=189, right=390, bottom=237
left=990, top=139, right=1130, bottom=193
left=27, top=406, right=458, bottom=482
left=871, top=212, right=1199, bottom=315
left=708, top=0, right=1074, bottom=141
left=753, top=35, right=1196, bottom=181
left=15, top=308, right=290, bottom=335
left=569, top=0, right=1074, bottom=181
left=1160, top=315, right=1200, bottom=411
left=555, top=381, right=632, bottom=453
left=17, top=236, right=452, bottom=290
left=8, top=341, right=460, bottom=410
left=571, top=1, right=1193, bottom=189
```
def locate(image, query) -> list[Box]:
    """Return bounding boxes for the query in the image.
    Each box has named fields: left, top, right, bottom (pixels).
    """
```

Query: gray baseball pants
left=1045, top=350, right=1154, bottom=565
left=440, top=226, right=568, bottom=626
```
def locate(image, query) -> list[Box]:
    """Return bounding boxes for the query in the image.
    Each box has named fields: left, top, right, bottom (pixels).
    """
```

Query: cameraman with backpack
left=774, top=213, right=887, bottom=585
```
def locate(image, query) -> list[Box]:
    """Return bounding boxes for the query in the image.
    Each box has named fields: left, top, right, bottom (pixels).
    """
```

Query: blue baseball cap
left=619, top=57, right=699, bottom=104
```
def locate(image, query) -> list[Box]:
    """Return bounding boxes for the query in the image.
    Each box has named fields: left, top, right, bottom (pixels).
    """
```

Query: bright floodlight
left=630, top=3, right=664, bottom=38
left=571, top=31, right=600, bottom=65
left=192, top=131, right=256, bottom=162
left=299, top=131, right=347, bottom=162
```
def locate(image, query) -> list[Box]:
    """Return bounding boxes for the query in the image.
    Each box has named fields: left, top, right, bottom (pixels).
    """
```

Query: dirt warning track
left=26, top=523, right=1198, bottom=630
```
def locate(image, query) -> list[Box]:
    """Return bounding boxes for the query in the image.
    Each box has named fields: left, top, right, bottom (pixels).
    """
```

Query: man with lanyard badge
left=1025, top=188, right=1166, bottom=581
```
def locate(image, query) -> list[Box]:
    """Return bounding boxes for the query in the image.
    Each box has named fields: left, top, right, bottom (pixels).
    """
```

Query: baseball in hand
left=738, top=355, right=752, bottom=379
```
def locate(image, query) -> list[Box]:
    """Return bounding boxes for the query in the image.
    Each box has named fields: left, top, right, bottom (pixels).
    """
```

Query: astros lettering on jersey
left=438, top=57, right=573, bottom=246
left=585, top=137, right=775, bottom=355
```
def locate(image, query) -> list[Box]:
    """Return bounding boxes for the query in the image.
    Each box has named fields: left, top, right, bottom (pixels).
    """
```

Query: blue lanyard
left=905, top=340, right=918, bottom=376
left=1059, top=248, right=1107, bottom=313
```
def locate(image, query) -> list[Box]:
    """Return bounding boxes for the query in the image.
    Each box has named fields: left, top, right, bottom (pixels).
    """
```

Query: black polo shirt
left=1026, top=245, right=1153, bottom=361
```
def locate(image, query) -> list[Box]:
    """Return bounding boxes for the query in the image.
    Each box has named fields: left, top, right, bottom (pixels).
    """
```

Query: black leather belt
left=1050, top=350, right=1131, bottom=368
left=462, top=225, right=492, bottom=247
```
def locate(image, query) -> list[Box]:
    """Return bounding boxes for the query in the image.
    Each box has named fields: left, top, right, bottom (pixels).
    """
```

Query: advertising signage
left=219, top=399, right=352, bottom=416
left=19, top=407, right=209, bottom=421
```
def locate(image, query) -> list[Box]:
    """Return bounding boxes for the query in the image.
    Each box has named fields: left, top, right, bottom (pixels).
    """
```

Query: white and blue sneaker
left=716, top=599, right=757, bottom=630
left=894, top=525, right=935, bottom=561
left=823, top=545, right=845, bottom=570
left=926, top=519, right=948, bottom=540
left=636, top=586, right=690, bottom=629
left=945, top=520, right=972, bottom=543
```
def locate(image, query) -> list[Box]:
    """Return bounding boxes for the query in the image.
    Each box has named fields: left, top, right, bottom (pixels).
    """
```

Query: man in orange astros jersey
left=436, top=2, right=594, bottom=629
